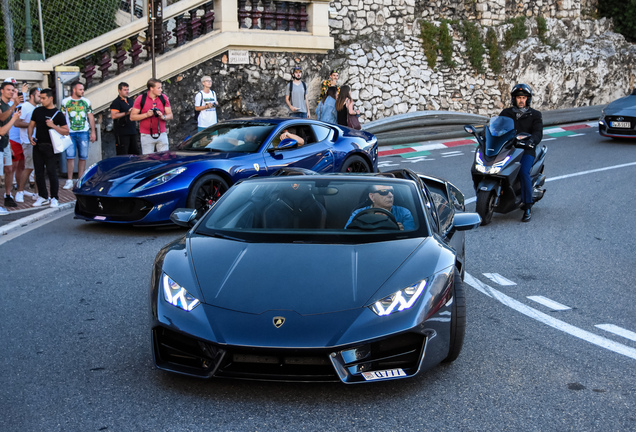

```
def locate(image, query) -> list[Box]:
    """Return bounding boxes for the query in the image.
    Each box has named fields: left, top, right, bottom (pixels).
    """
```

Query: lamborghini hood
left=187, top=235, right=443, bottom=315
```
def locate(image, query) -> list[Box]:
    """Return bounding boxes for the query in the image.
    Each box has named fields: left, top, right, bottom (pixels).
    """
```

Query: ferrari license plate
left=610, top=121, right=630, bottom=128
left=362, top=368, right=406, bottom=381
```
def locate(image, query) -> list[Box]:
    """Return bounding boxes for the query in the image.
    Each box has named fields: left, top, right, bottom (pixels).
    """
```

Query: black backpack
left=194, top=90, right=217, bottom=121
left=139, top=92, right=166, bottom=113
left=288, top=80, right=307, bottom=99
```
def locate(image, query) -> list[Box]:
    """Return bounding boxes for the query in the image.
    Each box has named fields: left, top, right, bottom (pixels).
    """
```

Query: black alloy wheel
left=186, top=173, right=229, bottom=217
left=340, top=155, right=371, bottom=173
left=443, top=269, right=466, bottom=363
left=475, top=190, right=495, bottom=226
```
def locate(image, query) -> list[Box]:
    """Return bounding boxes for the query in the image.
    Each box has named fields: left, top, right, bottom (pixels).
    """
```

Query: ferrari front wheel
left=186, top=173, right=229, bottom=217
left=443, top=269, right=466, bottom=363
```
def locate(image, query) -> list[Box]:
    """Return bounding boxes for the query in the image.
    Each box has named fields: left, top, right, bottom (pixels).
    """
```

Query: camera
left=151, top=107, right=161, bottom=117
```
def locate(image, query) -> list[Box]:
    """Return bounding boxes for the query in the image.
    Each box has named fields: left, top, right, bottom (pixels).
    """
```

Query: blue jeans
left=66, top=131, right=90, bottom=160
left=520, top=153, right=535, bottom=206
left=289, top=112, right=306, bottom=118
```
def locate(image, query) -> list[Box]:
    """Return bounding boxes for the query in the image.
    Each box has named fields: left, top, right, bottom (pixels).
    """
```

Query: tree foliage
left=598, top=0, right=636, bottom=42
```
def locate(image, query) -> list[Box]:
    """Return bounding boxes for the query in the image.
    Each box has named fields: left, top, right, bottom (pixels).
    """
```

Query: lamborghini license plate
left=362, top=368, right=406, bottom=381
left=610, top=121, right=630, bottom=128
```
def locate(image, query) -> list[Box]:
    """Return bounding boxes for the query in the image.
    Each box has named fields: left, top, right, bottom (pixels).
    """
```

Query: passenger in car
left=279, top=128, right=305, bottom=146
left=345, top=185, right=415, bottom=230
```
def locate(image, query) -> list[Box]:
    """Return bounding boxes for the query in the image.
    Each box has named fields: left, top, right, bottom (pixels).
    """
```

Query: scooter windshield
left=485, top=116, right=516, bottom=157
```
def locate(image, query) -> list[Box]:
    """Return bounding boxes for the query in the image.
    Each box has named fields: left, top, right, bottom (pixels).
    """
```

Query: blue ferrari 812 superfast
left=74, top=118, right=377, bottom=225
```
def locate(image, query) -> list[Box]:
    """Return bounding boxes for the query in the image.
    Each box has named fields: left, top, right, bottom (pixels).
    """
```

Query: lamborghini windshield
left=196, top=177, right=429, bottom=243
left=178, top=122, right=277, bottom=153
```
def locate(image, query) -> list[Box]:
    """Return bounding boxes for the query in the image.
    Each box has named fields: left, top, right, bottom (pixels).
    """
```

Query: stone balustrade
left=14, top=0, right=332, bottom=113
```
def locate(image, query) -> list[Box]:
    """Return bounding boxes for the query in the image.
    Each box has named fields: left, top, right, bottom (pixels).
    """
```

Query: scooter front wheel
left=476, top=190, right=496, bottom=225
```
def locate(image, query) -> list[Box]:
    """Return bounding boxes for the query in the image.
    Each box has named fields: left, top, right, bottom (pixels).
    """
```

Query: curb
left=379, top=121, right=599, bottom=158
left=0, top=201, right=75, bottom=236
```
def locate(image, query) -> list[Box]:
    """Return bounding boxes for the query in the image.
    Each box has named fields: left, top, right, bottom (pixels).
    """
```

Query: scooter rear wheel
left=476, top=190, right=495, bottom=225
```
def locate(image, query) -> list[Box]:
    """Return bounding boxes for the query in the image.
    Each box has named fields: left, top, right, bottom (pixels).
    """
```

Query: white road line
left=542, top=138, right=557, bottom=141
left=483, top=273, right=517, bottom=286
left=464, top=272, right=636, bottom=361
left=546, top=161, right=636, bottom=182
left=527, top=295, right=572, bottom=311
left=442, top=154, right=463, bottom=158
left=441, top=151, right=463, bottom=155
left=595, top=324, right=636, bottom=343
left=567, top=133, right=585, bottom=137
left=0, top=208, right=74, bottom=247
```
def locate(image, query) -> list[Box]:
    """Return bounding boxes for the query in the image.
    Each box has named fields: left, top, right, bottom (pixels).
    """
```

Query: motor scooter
left=464, top=116, right=547, bottom=225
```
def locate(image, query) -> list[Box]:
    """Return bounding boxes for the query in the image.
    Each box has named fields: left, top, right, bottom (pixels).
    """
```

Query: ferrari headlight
left=131, top=167, right=187, bottom=193
left=76, top=162, right=98, bottom=188
left=162, top=273, right=200, bottom=312
left=370, top=279, right=427, bottom=316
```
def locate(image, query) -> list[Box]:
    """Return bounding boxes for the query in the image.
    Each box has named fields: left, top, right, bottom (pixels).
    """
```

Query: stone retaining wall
left=125, top=0, right=636, bottom=147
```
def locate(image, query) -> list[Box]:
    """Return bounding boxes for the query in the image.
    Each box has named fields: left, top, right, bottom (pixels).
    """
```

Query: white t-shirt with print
left=195, top=90, right=218, bottom=128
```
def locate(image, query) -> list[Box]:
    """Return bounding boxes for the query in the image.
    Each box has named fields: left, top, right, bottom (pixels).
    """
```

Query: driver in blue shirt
left=345, top=185, right=415, bottom=230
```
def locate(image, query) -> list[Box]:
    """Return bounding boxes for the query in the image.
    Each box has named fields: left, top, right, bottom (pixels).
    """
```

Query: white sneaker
left=25, top=191, right=38, bottom=200
left=0, top=206, right=7, bottom=215
left=33, top=196, right=50, bottom=207
left=15, top=191, right=24, bottom=203
left=63, top=179, right=74, bottom=190
left=50, top=198, right=59, bottom=208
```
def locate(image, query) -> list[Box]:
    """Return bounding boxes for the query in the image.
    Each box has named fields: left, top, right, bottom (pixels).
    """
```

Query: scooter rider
left=499, top=84, right=543, bottom=222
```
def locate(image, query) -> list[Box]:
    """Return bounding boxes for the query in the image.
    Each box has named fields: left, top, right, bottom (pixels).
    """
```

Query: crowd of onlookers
left=0, top=66, right=362, bottom=214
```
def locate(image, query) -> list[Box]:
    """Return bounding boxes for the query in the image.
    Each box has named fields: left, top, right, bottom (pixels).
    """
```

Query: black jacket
left=499, top=107, right=543, bottom=157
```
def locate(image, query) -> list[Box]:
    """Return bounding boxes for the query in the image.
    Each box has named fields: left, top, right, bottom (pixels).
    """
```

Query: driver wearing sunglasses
left=345, top=185, right=415, bottom=230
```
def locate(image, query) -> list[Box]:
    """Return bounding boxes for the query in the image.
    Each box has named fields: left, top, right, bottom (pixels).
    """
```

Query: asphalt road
left=1, top=124, right=635, bottom=431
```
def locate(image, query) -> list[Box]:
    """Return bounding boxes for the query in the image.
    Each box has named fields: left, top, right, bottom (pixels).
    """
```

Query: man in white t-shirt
left=194, top=76, right=219, bottom=132
left=13, top=87, right=40, bottom=202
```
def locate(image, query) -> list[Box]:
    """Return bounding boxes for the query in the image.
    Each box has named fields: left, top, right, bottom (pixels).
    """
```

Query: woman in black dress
left=335, top=85, right=359, bottom=127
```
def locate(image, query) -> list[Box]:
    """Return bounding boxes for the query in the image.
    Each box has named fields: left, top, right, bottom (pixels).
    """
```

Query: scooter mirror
left=464, top=125, right=476, bottom=135
left=516, top=132, right=531, bottom=140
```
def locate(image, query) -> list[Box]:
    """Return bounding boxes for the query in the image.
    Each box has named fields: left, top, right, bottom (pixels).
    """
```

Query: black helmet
left=511, top=83, right=533, bottom=107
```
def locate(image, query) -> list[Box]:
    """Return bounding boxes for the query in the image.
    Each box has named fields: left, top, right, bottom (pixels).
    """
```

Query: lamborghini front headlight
left=162, top=273, right=200, bottom=312
left=370, top=279, right=427, bottom=316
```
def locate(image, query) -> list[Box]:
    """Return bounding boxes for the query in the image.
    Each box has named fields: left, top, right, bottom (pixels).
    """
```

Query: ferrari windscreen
left=178, top=122, right=278, bottom=153
left=196, top=178, right=429, bottom=243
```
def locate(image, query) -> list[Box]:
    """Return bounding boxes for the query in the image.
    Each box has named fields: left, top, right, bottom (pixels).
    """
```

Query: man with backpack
left=194, top=76, right=219, bottom=132
left=130, top=78, right=173, bottom=154
left=285, top=66, right=310, bottom=119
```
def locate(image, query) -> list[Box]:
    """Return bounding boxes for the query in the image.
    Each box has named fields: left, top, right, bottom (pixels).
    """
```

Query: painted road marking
left=442, top=151, right=463, bottom=158
left=464, top=273, right=636, bottom=361
left=567, top=133, right=585, bottom=137
left=546, top=161, right=636, bottom=182
left=595, top=324, right=636, bottom=343
left=527, top=296, right=572, bottom=311
left=483, top=273, right=517, bottom=286
left=378, top=161, right=400, bottom=168
left=377, top=122, right=598, bottom=158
